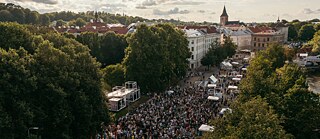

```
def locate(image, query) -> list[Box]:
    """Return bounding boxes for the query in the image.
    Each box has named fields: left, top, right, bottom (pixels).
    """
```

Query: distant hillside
left=0, top=3, right=212, bottom=26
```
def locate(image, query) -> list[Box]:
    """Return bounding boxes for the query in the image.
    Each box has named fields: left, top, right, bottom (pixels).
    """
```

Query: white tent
left=199, top=124, right=214, bottom=132
left=166, top=90, right=174, bottom=95
left=208, top=96, right=219, bottom=101
left=228, top=86, right=238, bottom=89
left=209, top=75, right=218, bottom=83
left=236, top=75, right=243, bottom=78
left=232, top=78, right=241, bottom=81
left=241, top=68, right=247, bottom=71
left=207, top=84, right=217, bottom=88
left=231, top=62, right=239, bottom=65
left=222, top=61, right=233, bottom=67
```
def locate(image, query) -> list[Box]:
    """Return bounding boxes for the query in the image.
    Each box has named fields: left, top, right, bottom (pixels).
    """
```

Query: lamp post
left=28, top=127, right=39, bottom=138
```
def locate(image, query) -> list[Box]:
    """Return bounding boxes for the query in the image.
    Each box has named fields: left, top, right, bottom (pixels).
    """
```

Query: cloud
left=15, top=0, right=58, bottom=5
left=198, top=10, right=205, bottom=13
left=303, top=8, right=320, bottom=14
left=142, top=0, right=156, bottom=6
left=153, top=7, right=190, bottom=15
left=168, top=0, right=205, bottom=5
left=136, top=5, right=147, bottom=9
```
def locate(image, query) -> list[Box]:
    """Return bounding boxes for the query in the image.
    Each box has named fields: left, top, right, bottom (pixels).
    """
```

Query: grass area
left=111, top=95, right=151, bottom=120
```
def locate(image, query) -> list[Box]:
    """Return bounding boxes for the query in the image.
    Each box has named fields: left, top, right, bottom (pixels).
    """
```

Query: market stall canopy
left=228, top=86, right=238, bottom=89
left=208, top=96, right=219, bottom=101
left=199, top=124, right=214, bottom=132
left=209, top=75, right=218, bottom=83
left=231, top=62, right=239, bottom=65
left=166, top=90, right=174, bottom=95
left=232, top=78, right=241, bottom=81
left=207, top=84, right=217, bottom=88
left=222, top=61, right=233, bottom=67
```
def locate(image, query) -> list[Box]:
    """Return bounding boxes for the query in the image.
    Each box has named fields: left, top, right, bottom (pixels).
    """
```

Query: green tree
left=103, top=64, right=125, bottom=87
left=239, top=44, right=320, bottom=139
left=0, top=22, right=35, bottom=53
left=0, top=23, right=110, bottom=138
left=76, top=32, right=101, bottom=63
left=288, top=24, right=298, bottom=41
left=240, top=44, right=285, bottom=100
left=40, top=14, right=50, bottom=26
left=280, top=87, right=320, bottom=139
left=68, top=18, right=87, bottom=27
left=25, top=11, right=39, bottom=24
left=0, top=48, right=36, bottom=139
left=204, top=97, right=292, bottom=139
left=100, top=32, right=128, bottom=66
left=11, top=8, right=25, bottom=24
left=309, top=30, right=320, bottom=54
left=0, top=10, right=13, bottom=22
left=123, top=24, right=190, bottom=92
left=299, top=24, right=316, bottom=41
left=56, top=19, right=66, bottom=27
left=314, top=24, right=320, bottom=31
left=223, top=37, right=237, bottom=57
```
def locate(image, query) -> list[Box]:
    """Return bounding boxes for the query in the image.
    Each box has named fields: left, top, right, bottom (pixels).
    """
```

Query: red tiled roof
left=109, top=27, right=129, bottom=34
left=248, top=26, right=276, bottom=33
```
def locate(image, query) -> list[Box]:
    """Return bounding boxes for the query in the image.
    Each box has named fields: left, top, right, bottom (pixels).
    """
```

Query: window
left=262, top=43, right=265, bottom=47
left=191, top=55, right=194, bottom=60
left=267, top=38, right=270, bottom=41
left=257, top=38, right=260, bottom=42
left=254, top=37, right=256, bottom=41
left=258, top=43, right=260, bottom=47
left=254, top=43, right=256, bottom=47
left=191, top=47, right=194, bottom=51
left=263, top=38, right=266, bottom=42
left=191, top=40, right=194, bottom=44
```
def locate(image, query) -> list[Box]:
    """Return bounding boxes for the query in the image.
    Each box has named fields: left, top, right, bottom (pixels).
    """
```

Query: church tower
left=220, top=6, right=229, bottom=26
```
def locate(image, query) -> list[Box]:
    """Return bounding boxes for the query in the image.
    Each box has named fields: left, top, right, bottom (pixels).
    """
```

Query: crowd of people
left=98, top=59, right=248, bottom=139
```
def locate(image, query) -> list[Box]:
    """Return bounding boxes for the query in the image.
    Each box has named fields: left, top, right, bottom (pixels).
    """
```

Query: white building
left=219, top=28, right=252, bottom=50
left=182, top=27, right=220, bottom=69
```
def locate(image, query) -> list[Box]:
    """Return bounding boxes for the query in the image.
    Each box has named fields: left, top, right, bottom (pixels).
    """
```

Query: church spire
left=221, top=5, right=228, bottom=17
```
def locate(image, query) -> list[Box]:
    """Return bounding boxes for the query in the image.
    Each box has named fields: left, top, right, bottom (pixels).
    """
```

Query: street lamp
left=28, top=127, right=39, bottom=138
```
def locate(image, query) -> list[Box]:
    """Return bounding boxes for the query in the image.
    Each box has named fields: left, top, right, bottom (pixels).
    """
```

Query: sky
left=1, top=0, right=320, bottom=23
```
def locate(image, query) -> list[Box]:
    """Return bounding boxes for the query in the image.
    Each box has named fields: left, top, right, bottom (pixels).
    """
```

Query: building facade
left=249, top=26, right=285, bottom=51
left=181, top=26, right=220, bottom=69
left=220, top=28, right=252, bottom=50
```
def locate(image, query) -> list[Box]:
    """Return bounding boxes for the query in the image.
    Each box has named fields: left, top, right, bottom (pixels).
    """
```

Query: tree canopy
left=239, top=43, right=320, bottom=138
left=204, top=97, right=293, bottom=139
left=123, top=23, right=190, bottom=92
left=76, top=32, right=128, bottom=67
left=0, top=22, right=110, bottom=138
left=201, top=37, right=237, bottom=68
left=298, top=24, right=316, bottom=41
left=308, top=30, right=320, bottom=54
